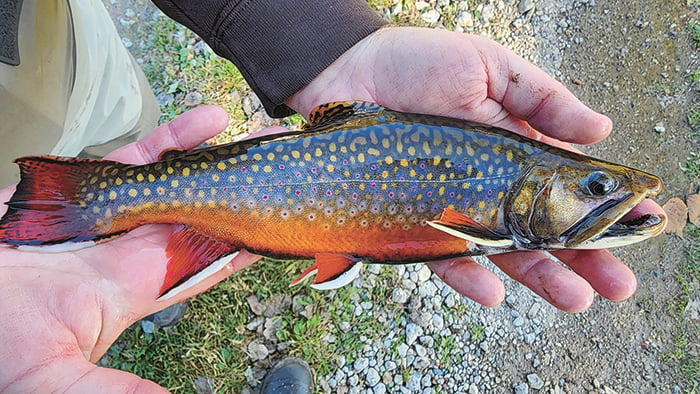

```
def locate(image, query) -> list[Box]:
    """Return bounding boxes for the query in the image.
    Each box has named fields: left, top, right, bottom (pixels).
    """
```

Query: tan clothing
left=0, top=0, right=159, bottom=186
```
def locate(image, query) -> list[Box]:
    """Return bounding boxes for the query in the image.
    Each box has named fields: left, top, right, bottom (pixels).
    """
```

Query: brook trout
left=0, top=101, right=665, bottom=298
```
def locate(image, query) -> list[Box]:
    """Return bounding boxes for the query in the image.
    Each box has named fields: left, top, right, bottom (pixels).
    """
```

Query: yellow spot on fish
left=109, top=191, right=117, bottom=200
left=408, top=146, right=416, bottom=156
left=97, top=195, right=104, bottom=202
left=426, top=173, right=433, bottom=180
left=136, top=173, right=144, bottom=182
left=246, top=176, right=253, bottom=184
left=182, top=167, right=190, bottom=176
left=253, top=153, right=262, bottom=160
left=506, top=150, right=513, bottom=162
left=478, top=201, right=486, bottom=209
left=160, top=174, right=167, bottom=181
left=267, top=153, right=275, bottom=161
left=207, top=200, right=216, bottom=208
left=382, top=138, right=391, bottom=149
left=367, top=148, right=380, bottom=156
left=480, top=153, right=489, bottom=161
left=357, top=153, right=365, bottom=163
left=115, top=178, right=123, bottom=186
left=128, top=189, right=138, bottom=197
left=498, top=191, right=505, bottom=199
left=148, top=174, right=156, bottom=182
left=197, top=190, right=205, bottom=198
left=381, top=170, right=389, bottom=179
left=264, top=165, right=272, bottom=173
left=438, top=186, right=445, bottom=196
left=292, top=150, right=300, bottom=159
left=315, top=148, right=322, bottom=157
left=167, top=167, right=174, bottom=174
left=304, top=152, right=312, bottom=161
left=409, top=169, right=417, bottom=177
left=476, top=171, right=484, bottom=178
left=432, top=157, right=441, bottom=166
left=492, top=145, right=502, bottom=154
left=143, top=188, right=151, bottom=196
left=200, top=162, right=209, bottom=169
left=172, top=200, right=181, bottom=208
left=385, top=156, right=394, bottom=165
left=98, top=181, right=107, bottom=189
left=399, top=159, right=409, bottom=167
left=157, top=187, right=166, bottom=195
left=217, top=162, right=226, bottom=170
left=327, top=164, right=335, bottom=172
left=439, top=174, right=447, bottom=182
left=89, top=176, right=98, bottom=184
left=212, top=174, right=220, bottom=181
left=171, top=180, right=179, bottom=188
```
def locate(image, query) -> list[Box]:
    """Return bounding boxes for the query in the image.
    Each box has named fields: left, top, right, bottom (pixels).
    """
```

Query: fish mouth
left=559, top=193, right=666, bottom=249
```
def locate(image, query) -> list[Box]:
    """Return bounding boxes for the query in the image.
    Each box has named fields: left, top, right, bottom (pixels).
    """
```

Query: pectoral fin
left=158, top=225, right=238, bottom=300
left=428, top=208, right=513, bottom=248
left=290, top=254, right=363, bottom=290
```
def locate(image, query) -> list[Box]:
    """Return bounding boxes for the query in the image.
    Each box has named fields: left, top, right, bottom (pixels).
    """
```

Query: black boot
left=260, top=357, right=313, bottom=394
left=141, top=302, right=188, bottom=333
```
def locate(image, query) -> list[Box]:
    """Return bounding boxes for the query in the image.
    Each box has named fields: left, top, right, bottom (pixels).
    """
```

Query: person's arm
left=150, top=0, right=387, bottom=117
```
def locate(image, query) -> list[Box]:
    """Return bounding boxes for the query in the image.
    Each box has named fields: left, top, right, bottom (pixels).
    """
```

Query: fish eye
left=585, top=171, right=617, bottom=196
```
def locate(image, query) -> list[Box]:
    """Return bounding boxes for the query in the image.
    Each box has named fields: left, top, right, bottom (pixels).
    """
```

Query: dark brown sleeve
left=150, top=0, right=387, bottom=117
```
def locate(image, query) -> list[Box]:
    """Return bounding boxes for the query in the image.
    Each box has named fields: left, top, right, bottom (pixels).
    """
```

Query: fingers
left=104, top=105, right=230, bottom=164
left=428, top=257, right=505, bottom=307
left=489, top=251, right=595, bottom=313
left=551, top=249, right=637, bottom=302
left=475, top=35, right=613, bottom=145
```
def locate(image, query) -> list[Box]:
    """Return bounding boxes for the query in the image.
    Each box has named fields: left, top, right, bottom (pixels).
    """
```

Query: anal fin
left=159, top=225, right=238, bottom=298
left=428, top=208, right=513, bottom=248
left=290, top=254, right=363, bottom=290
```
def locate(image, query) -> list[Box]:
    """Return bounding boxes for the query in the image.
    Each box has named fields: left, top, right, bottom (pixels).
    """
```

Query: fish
left=0, top=101, right=666, bottom=298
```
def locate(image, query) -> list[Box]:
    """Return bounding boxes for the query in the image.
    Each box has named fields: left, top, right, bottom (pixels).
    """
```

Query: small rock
left=417, top=265, right=432, bottom=282
left=121, top=37, right=133, bottom=48
left=421, top=9, right=441, bottom=24
left=366, top=368, right=381, bottom=386
left=514, top=382, right=529, bottom=394
left=193, top=377, right=214, bottom=394
left=406, top=323, right=424, bottom=345
left=392, top=288, right=411, bottom=304
left=397, top=343, right=409, bottom=358
left=456, top=11, right=474, bottom=27
left=339, top=321, right=352, bottom=332
left=518, top=0, right=536, bottom=14
left=262, top=317, right=283, bottom=341
left=653, top=122, right=666, bottom=133
left=184, top=91, right=203, bottom=106
left=407, top=372, right=422, bottom=391
left=527, top=373, right=544, bottom=390
left=247, top=341, right=269, bottom=360
left=354, top=357, right=369, bottom=372
left=685, top=298, right=700, bottom=320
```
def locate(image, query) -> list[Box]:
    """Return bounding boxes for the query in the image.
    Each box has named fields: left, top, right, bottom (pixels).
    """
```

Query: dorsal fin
left=306, top=101, right=386, bottom=128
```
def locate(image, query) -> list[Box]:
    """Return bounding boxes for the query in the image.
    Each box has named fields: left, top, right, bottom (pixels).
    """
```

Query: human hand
left=287, top=26, right=666, bottom=313
left=0, top=106, right=261, bottom=393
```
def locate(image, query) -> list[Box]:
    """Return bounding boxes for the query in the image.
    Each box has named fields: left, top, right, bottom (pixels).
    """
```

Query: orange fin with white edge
left=290, top=254, right=363, bottom=290
left=158, top=225, right=238, bottom=300
left=428, top=208, right=513, bottom=247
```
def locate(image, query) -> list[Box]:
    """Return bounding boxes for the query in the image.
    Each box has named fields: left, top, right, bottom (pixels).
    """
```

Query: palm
left=0, top=106, right=258, bottom=392
left=288, top=26, right=664, bottom=312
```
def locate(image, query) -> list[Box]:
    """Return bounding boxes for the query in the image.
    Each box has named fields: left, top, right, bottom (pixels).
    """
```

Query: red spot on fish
left=342, top=160, right=348, bottom=165
left=388, top=192, right=395, bottom=198
left=370, top=164, right=377, bottom=170
left=326, top=190, right=332, bottom=196
left=277, top=181, right=284, bottom=187
left=229, top=175, right=236, bottom=181
left=295, top=190, right=301, bottom=195
left=295, top=172, right=301, bottom=177
left=426, top=191, right=433, bottom=197
left=279, top=164, right=285, bottom=169
left=352, top=193, right=358, bottom=199
left=241, top=167, right=247, bottom=173
left=262, top=195, right=269, bottom=200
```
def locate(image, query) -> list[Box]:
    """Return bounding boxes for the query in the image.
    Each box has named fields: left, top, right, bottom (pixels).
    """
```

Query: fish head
left=505, top=158, right=665, bottom=249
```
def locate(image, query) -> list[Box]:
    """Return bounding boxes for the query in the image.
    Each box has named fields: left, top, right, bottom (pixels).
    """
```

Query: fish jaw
left=557, top=167, right=665, bottom=249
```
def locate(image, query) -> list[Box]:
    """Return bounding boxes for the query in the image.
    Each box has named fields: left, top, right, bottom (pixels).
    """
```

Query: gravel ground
left=103, top=1, right=698, bottom=392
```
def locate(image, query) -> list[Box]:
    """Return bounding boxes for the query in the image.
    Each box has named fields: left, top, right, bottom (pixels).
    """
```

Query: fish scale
left=0, top=101, right=665, bottom=297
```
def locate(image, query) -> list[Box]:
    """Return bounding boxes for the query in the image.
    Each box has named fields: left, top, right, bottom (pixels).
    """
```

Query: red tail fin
left=0, top=156, right=118, bottom=246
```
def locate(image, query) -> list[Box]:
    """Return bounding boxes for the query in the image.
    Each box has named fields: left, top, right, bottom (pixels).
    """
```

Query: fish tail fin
left=0, top=156, right=120, bottom=247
